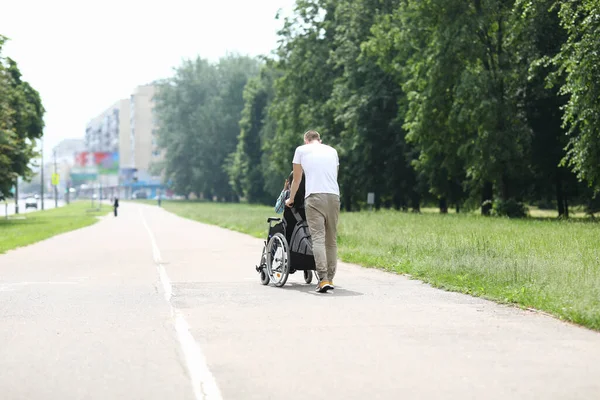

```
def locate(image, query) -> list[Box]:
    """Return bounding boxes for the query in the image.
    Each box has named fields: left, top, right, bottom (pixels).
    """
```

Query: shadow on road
left=281, top=282, right=363, bottom=297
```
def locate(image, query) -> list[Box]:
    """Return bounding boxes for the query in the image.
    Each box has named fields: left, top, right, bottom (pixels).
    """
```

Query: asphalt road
left=0, top=202, right=598, bottom=400
left=2, top=198, right=64, bottom=216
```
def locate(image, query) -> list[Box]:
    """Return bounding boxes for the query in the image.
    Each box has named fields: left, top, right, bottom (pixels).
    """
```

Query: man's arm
left=286, top=163, right=304, bottom=206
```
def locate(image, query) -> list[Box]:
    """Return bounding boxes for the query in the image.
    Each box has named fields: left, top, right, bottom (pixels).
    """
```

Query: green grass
left=151, top=200, right=600, bottom=330
left=0, top=201, right=107, bottom=254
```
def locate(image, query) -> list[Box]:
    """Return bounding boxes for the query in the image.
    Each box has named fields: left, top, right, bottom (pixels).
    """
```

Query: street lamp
left=53, top=148, right=58, bottom=208
left=40, top=137, right=45, bottom=210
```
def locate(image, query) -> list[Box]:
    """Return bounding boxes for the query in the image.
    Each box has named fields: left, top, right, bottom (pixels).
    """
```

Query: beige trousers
left=305, top=193, right=340, bottom=282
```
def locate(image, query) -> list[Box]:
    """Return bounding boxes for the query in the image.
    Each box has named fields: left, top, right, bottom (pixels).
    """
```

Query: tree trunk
left=501, top=173, right=510, bottom=201
left=455, top=203, right=460, bottom=214
left=556, top=176, right=565, bottom=217
left=392, top=193, right=402, bottom=210
left=411, top=192, right=421, bottom=213
left=564, top=195, right=569, bottom=219
left=439, top=197, right=448, bottom=214
left=343, top=192, right=352, bottom=212
left=481, top=181, right=493, bottom=216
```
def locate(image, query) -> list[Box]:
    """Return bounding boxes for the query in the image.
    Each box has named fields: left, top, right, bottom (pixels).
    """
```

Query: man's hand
left=287, top=162, right=303, bottom=208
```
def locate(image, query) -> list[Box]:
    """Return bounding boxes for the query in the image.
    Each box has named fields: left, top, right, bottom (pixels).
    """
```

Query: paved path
left=0, top=202, right=599, bottom=399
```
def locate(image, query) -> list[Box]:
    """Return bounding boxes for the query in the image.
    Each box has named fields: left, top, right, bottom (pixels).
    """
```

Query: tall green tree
left=516, top=0, right=579, bottom=217
left=367, top=0, right=468, bottom=212
left=329, top=0, right=422, bottom=211
left=0, top=35, right=45, bottom=198
left=153, top=55, right=259, bottom=200
left=266, top=0, right=342, bottom=190
left=369, top=0, right=533, bottom=215
left=550, top=0, right=600, bottom=191
left=153, top=58, right=217, bottom=198
left=226, top=61, right=280, bottom=204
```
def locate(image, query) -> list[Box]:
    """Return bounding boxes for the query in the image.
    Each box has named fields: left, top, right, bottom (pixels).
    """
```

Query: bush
left=493, top=199, right=529, bottom=218
left=535, top=199, right=555, bottom=210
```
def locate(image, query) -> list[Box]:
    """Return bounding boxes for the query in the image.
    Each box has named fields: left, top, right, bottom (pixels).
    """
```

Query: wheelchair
left=255, top=206, right=317, bottom=287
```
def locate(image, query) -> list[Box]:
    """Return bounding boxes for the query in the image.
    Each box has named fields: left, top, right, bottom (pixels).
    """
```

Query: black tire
left=266, top=232, right=290, bottom=287
left=260, top=270, right=270, bottom=285
left=303, top=270, right=313, bottom=284
left=259, top=247, right=270, bottom=285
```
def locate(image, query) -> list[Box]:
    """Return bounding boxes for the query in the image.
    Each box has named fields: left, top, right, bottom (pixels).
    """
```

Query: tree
left=515, top=0, right=579, bottom=217
left=266, top=0, right=342, bottom=192
left=153, top=55, right=259, bottom=200
left=153, top=58, right=217, bottom=198
left=329, top=0, right=422, bottom=212
left=550, top=0, right=600, bottom=191
left=226, top=61, right=280, bottom=204
left=369, top=1, right=533, bottom=216
left=0, top=35, right=45, bottom=198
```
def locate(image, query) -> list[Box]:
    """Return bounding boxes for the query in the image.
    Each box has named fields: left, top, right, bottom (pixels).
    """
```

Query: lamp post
left=14, top=177, right=19, bottom=214
left=41, top=138, right=45, bottom=210
left=53, top=148, right=58, bottom=208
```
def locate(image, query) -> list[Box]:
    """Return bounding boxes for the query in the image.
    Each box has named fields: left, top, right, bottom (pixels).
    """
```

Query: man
left=286, top=130, right=340, bottom=293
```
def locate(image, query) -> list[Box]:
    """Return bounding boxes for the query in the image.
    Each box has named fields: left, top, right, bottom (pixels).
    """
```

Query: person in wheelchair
left=274, top=172, right=293, bottom=214
left=272, top=171, right=307, bottom=243
left=257, top=171, right=316, bottom=287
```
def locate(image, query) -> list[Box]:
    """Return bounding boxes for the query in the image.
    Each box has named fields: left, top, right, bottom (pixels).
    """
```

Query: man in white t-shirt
left=286, top=130, right=340, bottom=293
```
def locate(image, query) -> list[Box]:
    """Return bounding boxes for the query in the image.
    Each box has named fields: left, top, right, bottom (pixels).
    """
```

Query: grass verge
left=0, top=201, right=107, bottom=254
left=153, top=200, right=600, bottom=330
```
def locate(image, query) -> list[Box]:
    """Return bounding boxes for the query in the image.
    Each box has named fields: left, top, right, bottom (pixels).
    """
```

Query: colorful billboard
left=74, top=152, right=119, bottom=175
left=70, top=166, right=98, bottom=184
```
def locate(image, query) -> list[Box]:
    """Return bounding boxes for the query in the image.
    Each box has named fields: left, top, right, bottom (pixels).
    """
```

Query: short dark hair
left=304, top=130, right=321, bottom=142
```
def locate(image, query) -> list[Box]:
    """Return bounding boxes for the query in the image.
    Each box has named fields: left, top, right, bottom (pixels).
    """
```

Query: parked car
left=25, top=197, right=38, bottom=209
left=132, top=191, right=148, bottom=199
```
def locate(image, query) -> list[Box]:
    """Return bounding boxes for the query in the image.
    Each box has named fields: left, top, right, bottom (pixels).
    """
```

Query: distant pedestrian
left=113, top=197, right=119, bottom=217
left=286, top=130, right=340, bottom=293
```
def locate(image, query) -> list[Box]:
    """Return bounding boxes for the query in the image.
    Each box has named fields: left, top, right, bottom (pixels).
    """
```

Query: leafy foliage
left=0, top=35, right=45, bottom=199
left=153, top=55, right=260, bottom=200
left=154, top=1, right=600, bottom=218
left=550, top=0, right=600, bottom=189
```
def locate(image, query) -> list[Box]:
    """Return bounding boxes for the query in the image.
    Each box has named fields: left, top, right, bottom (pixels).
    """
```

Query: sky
left=0, top=0, right=296, bottom=159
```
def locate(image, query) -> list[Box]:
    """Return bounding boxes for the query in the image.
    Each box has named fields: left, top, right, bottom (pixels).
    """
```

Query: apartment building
left=129, top=84, right=162, bottom=177
left=81, top=84, right=163, bottom=198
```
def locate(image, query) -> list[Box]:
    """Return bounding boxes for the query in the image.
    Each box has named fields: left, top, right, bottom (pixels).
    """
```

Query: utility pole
left=40, top=139, right=44, bottom=210
left=15, top=178, right=19, bottom=214
left=53, top=148, right=58, bottom=208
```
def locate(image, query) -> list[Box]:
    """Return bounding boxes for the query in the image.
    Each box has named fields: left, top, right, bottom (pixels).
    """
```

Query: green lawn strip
left=0, top=201, right=108, bottom=254
left=155, top=200, right=600, bottom=330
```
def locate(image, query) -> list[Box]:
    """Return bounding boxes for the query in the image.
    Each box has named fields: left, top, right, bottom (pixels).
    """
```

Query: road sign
left=367, top=192, right=375, bottom=205
left=51, top=173, right=60, bottom=186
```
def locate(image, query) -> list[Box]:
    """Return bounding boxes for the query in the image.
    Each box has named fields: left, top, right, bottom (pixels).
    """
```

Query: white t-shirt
left=292, top=142, right=340, bottom=198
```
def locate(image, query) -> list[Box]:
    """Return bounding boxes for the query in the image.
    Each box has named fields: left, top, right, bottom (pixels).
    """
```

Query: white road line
left=0, top=282, right=78, bottom=292
left=1, top=281, right=77, bottom=285
left=139, top=207, right=223, bottom=400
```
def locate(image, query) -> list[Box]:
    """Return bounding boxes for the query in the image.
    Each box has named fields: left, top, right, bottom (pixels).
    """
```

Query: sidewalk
left=1, top=201, right=599, bottom=400
left=140, top=202, right=600, bottom=400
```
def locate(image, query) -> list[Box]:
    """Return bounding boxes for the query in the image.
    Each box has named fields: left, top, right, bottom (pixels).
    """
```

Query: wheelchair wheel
left=260, top=270, right=270, bottom=285
left=303, top=270, right=313, bottom=284
left=259, top=247, right=270, bottom=285
left=266, top=233, right=290, bottom=287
